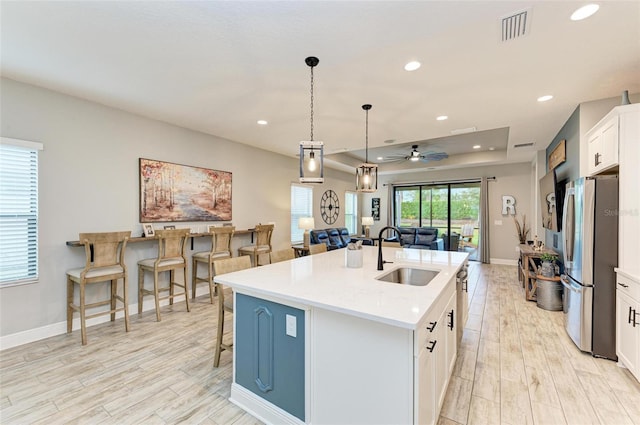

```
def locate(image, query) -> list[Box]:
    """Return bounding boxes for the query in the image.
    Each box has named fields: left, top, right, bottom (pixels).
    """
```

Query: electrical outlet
left=494, top=219, right=503, bottom=225
left=286, top=314, right=297, bottom=337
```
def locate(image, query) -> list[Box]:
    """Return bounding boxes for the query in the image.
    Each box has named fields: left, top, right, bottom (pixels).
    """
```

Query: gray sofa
left=395, top=227, right=444, bottom=250
left=310, top=227, right=373, bottom=250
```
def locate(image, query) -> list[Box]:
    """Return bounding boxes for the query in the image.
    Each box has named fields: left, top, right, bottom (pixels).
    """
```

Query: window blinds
left=0, top=139, right=42, bottom=286
left=291, top=184, right=313, bottom=243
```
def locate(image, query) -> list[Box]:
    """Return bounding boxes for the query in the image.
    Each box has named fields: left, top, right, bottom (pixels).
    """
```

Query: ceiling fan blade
left=379, top=145, right=448, bottom=163
left=422, top=152, right=449, bottom=161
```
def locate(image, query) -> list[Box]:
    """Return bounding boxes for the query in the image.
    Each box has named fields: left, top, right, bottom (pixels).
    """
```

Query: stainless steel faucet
left=377, top=226, right=402, bottom=270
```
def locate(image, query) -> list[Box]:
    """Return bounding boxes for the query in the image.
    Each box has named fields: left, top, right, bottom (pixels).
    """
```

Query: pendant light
left=299, top=56, right=324, bottom=183
left=356, top=104, right=378, bottom=192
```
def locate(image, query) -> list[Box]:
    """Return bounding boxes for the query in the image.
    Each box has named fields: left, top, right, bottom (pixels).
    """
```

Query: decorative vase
left=621, top=90, right=631, bottom=105
left=541, top=260, right=555, bottom=278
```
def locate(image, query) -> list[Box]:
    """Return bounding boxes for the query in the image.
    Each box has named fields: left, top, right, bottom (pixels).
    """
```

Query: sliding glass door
left=394, top=181, right=480, bottom=260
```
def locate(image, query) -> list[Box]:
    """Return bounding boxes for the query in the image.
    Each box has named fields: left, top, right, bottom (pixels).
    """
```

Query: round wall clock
left=320, top=189, right=340, bottom=225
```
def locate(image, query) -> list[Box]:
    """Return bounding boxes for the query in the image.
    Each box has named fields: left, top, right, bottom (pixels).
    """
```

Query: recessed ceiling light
left=473, top=145, right=481, bottom=149
left=404, top=61, right=421, bottom=71
left=257, top=120, right=268, bottom=125
left=436, top=115, right=448, bottom=121
left=537, top=95, right=553, bottom=102
left=377, top=156, right=384, bottom=161
left=489, top=146, right=495, bottom=151
left=571, top=4, right=599, bottom=21
left=384, top=139, right=396, bottom=144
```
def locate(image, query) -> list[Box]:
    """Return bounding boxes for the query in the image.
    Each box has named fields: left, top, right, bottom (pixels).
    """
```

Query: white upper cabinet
left=587, top=114, right=619, bottom=176
left=615, top=104, right=640, bottom=276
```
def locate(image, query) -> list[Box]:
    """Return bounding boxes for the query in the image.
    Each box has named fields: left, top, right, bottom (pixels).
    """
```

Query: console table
left=518, top=244, right=559, bottom=301
left=291, top=244, right=310, bottom=257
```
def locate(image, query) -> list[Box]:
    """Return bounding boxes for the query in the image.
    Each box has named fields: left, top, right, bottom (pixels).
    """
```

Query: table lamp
left=362, top=216, right=374, bottom=238
left=298, top=217, right=315, bottom=247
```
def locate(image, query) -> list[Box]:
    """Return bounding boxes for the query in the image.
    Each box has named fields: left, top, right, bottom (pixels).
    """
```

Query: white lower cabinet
left=616, top=271, right=640, bottom=381
left=309, top=274, right=459, bottom=424
left=415, top=280, right=457, bottom=425
left=416, top=327, right=437, bottom=425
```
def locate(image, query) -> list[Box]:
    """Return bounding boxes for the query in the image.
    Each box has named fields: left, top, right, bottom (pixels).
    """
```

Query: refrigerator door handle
left=563, top=187, right=575, bottom=267
left=561, top=275, right=576, bottom=292
left=561, top=275, right=584, bottom=293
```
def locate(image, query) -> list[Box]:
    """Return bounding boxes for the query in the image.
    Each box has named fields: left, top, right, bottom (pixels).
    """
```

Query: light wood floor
left=1, top=263, right=639, bottom=424
left=440, top=263, right=640, bottom=425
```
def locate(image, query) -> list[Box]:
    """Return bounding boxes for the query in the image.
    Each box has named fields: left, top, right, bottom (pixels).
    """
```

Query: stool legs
left=122, top=275, right=130, bottom=332
left=138, top=265, right=190, bottom=322
left=110, top=279, right=117, bottom=322
left=214, top=290, right=224, bottom=367
left=153, top=269, right=161, bottom=321
left=182, top=267, right=190, bottom=312
left=191, top=257, right=218, bottom=304
left=207, top=261, right=215, bottom=304
left=67, top=275, right=129, bottom=345
left=66, top=276, right=74, bottom=334
left=138, top=265, right=145, bottom=316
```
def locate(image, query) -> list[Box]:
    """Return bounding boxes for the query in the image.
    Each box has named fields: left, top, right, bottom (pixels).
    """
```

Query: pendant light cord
left=310, top=65, right=314, bottom=142
left=365, top=108, right=369, bottom=163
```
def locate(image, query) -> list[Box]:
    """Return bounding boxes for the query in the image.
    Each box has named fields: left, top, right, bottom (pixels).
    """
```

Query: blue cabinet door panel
left=236, top=294, right=305, bottom=421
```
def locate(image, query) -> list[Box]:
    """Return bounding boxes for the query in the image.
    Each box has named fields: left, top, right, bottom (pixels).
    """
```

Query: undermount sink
left=375, top=267, right=439, bottom=286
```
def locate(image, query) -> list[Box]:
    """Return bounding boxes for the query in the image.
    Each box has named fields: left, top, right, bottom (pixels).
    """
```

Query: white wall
left=359, top=163, right=533, bottom=263
left=0, top=78, right=355, bottom=341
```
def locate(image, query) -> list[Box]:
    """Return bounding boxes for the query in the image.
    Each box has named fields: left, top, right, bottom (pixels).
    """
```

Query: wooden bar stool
left=212, top=255, right=252, bottom=367
left=238, top=223, right=274, bottom=267
left=66, top=231, right=131, bottom=345
left=191, top=226, right=235, bottom=303
left=137, top=228, right=190, bottom=321
left=308, top=243, right=328, bottom=254
left=269, top=248, right=295, bottom=263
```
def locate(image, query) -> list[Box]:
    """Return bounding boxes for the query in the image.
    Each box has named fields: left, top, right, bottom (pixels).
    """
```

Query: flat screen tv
left=539, top=169, right=564, bottom=232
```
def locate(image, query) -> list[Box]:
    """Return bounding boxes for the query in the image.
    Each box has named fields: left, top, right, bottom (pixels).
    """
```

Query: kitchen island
left=215, top=246, right=468, bottom=425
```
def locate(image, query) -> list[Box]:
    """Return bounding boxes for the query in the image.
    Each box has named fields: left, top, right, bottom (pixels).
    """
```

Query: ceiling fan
left=384, top=145, right=449, bottom=163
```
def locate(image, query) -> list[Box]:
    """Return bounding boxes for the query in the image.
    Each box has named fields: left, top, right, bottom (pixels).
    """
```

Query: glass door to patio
left=394, top=181, right=480, bottom=261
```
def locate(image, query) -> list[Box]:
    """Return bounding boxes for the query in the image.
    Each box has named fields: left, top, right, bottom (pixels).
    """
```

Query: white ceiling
left=2, top=1, right=639, bottom=174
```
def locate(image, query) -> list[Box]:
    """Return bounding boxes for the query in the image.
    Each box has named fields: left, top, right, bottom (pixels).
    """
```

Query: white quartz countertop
left=215, top=246, right=468, bottom=330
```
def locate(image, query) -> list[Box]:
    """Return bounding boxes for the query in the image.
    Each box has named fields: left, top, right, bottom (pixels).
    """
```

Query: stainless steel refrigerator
left=561, top=175, right=618, bottom=360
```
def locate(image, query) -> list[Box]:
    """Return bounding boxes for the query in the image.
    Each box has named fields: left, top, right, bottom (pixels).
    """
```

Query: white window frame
left=291, top=183, right=313, bottom=244
left=344, top=191, right=358, bottom=235
left=0, top=137, right=43, bottom=287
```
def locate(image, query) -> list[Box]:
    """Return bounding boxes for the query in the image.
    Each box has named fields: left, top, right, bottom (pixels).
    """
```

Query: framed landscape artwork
left=139, top=158, right=232, bottom=222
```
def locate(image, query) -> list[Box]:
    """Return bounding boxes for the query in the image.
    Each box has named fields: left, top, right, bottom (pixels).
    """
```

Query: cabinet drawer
left=415, top=303, right=440, bottom=356
left=617, top=273, right=640, bottom=302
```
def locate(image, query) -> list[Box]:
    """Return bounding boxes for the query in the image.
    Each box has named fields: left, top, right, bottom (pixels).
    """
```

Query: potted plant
left=539, top=253, right=558, bottom=277
left=513, top=214, right=530, bottom=244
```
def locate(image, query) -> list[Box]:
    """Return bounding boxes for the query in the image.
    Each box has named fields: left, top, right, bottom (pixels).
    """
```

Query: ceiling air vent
left=501, top=9, right=531, bottom=42
left=514, top=142, right=535, bottom=148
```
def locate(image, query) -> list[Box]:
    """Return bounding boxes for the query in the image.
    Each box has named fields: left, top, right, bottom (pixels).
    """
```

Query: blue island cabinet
left=234, top=293, right=306, bottom=422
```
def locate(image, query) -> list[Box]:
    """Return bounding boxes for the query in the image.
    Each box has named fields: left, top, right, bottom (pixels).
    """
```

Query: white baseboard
left=230, top=383, right=304, bottom=425
left=0, top=286, right=211, bottom=351
left=490, top=258, right=518, bottom=266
